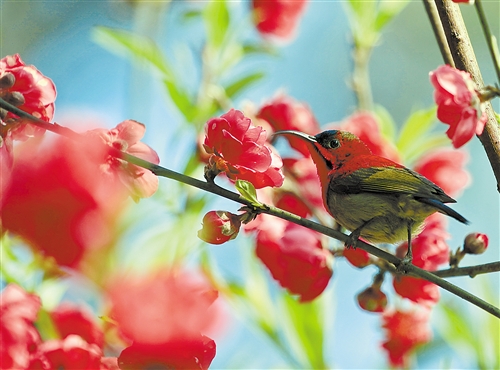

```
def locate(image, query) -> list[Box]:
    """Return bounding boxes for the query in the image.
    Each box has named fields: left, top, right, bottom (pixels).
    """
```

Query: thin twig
left=1, top=97, right=499, bottom=318
left=433, top=261, right=500, bottom=278
left=474, top=0, right=500, bottom=84
left=422, top=0, right=455, bottom=66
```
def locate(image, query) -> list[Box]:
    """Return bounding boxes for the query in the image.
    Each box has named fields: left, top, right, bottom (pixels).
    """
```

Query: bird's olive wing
left=330, top=166, right=455, bottom=203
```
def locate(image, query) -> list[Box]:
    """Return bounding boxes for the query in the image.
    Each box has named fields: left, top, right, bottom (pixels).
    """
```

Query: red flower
left=107, top=269, right=220, bottom=345
left=381, top=308, right=432, bottom=367
left=357, top=285, right=387, bottom=313
left=198, top=210, right=241, bottom=245
left=393, top=276, right=440, bottom=306
left=252, top=0, right=308, bottom=40
left=118, top=335, right=216, bottom=370
left=430, top=64, right=486, bottom=148
left=463, top=232, right=489, bottom=254
left=50, top=303, right=104, bottom=348
left=396, top=214, right=450, bottom=271
left=0, top=136, right=13, bottom=205
left=257, top=93, right=319, bottom=157
left=204, top=109, right=284, bottom=189
left=0, top=137, right=125, bottom=267
left=255, top=218, right=333, bottom=301
left=343, top=246, right=371, bottom=269
left=393, top=214, right=448, bottom=305
left=413, top=148, right=470, bottom=197
left=336, top=112, right=401, bottom=162
left=282, top=157, right=324, bottom=210
left=274, top=191, right=311, bottom=218
left=85, top=119, right=160, bottom=200
left=0, top=284, right=42, bottom=369
left=393, top=213, right=450, bottom=304
left=29, top=335, right=102, bottom=370
left=100, top=357, right=120, bottom=369
left=0, top=54, right=56, bottom=140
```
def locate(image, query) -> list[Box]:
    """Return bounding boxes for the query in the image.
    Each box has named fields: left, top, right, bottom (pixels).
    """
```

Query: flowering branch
left=1, top=97, right=499, bottom=319
left=433, top=0, right=500, bottom=192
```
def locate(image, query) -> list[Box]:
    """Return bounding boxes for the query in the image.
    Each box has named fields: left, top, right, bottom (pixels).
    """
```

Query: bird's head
left=274, top=130, right=372, bottom=170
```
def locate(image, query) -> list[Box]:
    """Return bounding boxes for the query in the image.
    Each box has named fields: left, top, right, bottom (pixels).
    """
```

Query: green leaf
left=203, top=0, right=230, bottom=49
left=375, top=0, right=410, bottom=32
left=374, top=104, right=397, bottom=142
left=397, top=107, right=438, bottom=156
left=346, top=0, right=376, bottom=21
left=163, top=78, right=195, bottom=122
left=436, top=298, right=499, bottom=370
left=224, top=72, right=265, bottom=99
left=92, top=26, right=171, bottom=77
left=242, top=43, right=279, bottom=57
left=404, top=134, right=451, bottom=165
left=181, top=9, right=203, bottom=23
left=36, top=308, right=60, bottom=341
left=235, top=180, right=261, bottom=207
left=279, top=294, right=327, bottom=369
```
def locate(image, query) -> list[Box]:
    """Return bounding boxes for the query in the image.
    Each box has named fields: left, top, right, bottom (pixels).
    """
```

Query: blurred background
left=2, top=0, right=499, bottom=368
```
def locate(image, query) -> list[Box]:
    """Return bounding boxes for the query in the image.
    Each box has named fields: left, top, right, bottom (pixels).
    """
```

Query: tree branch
left=434, top=0, right=500, bottom=193
left=1, top=97, right=499, bottom=319
left=474, top=0, right=500, bottom=84
left=422, top=0, right=455, bottom=66
left=433, top=261, right=500, bottom=278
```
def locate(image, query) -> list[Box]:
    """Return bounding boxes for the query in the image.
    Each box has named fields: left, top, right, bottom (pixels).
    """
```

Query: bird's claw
left=344, top=233, right=360, bottom=249
left=396, top=254, right=413, bottom=274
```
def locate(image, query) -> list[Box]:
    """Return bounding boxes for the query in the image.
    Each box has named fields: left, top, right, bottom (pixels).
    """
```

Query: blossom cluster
left=1, top=270, right=219, bottom=370
left=0, top=0, right=494, bottom=363
left=198, top=83, right=484, bottom=367
left=0, top=55, right=160, bottom=269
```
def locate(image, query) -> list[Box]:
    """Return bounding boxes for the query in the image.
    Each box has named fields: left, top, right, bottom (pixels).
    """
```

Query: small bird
left=274, top=130, right=468, bottom=264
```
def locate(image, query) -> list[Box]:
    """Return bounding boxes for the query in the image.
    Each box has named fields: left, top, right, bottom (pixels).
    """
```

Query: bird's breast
left=326, top=191, right=436, bottom=244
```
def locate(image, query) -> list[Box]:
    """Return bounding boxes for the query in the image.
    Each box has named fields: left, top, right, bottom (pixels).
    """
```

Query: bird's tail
left=417, top=197, right=469, bottom=224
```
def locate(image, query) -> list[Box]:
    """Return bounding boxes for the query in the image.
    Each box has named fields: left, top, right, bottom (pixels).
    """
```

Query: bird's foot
left=397, top=254, right=413, bottom=274
left=344, top=232, right=360, bottom=249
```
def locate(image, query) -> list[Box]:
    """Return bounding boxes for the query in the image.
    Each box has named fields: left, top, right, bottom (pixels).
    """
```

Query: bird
left=274, top=130, right=468, bottom=265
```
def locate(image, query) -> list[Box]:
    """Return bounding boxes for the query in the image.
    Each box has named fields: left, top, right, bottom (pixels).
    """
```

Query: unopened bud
left=357, top=285, right=387, bottom=313
left=6, top=91, right=25, bottom=107
left=343, top=246, right=371, bottom=268
left=463, top=233, right=488, bottom=254
left=198, top=210, right=241, bottom=245
left=0, top=72, right=15, bottom=89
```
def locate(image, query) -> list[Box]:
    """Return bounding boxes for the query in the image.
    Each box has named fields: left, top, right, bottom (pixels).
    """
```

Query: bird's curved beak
left=272, top=130, right=317, bottom=143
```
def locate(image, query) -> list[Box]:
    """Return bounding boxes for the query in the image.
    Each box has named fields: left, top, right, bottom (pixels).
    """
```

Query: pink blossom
left=204, top=109, right=284, bottom=189
left=252, top=0, right=308, bottom=40
left=430, top=65, right=486, bottom=148
left=381, top=308, right=432, bottom=367
left=0, top=54, right=56, bottom=140
left=85, top=119, right=160, bottom=200
left=413, top=148, right=470, bottom=197
left=256, top=93, right=320, bottom=157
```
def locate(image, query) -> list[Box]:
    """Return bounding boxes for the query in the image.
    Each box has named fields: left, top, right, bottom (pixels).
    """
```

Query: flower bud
left=6, top=91, right=25, bottom=106
left=357, top=285, right=387, bottom=313
left=343, top=246, right=371, bottom=268
left=198, top=211, right=241, bottom=245
left=0, top=72, right=15, bottom=89
left=463, top=232, right=488, bottom=255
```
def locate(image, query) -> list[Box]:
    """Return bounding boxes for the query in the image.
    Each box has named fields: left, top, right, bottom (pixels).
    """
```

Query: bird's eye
left=326, top=138, right=340, bottom=149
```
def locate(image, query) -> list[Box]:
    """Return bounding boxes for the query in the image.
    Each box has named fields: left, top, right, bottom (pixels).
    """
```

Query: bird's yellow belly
left=326, top=192, right=437, bottom=244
